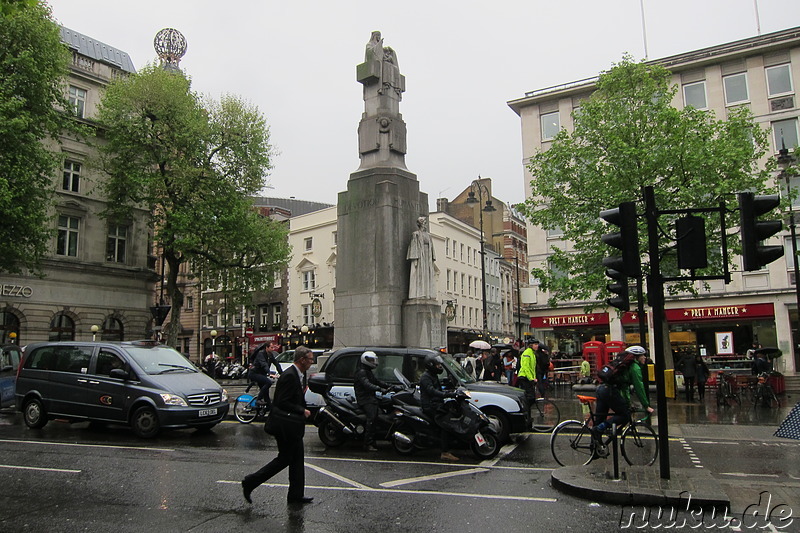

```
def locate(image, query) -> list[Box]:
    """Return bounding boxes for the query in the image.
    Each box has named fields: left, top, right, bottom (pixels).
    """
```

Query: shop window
left=1, top=312, right=21, bottom=344
left=49, top=313, right=75, bottom=341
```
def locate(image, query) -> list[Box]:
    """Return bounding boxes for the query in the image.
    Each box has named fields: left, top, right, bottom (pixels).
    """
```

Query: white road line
left=0, top=438, right=174, bottom=452
left=303, top=455, right=553, bottom=471
left=0, top=464, right=81, bottom=473
left=217, top=480, right=557, bottom=503
left=479, top=442, right=517, bottom=468
left=720, top=472, right=780, bottom=478
left=693, top=441, right=739, bottom=445
left=305, top=463, right=370, bottom=489
left=380, top=467, right=489, bottom=488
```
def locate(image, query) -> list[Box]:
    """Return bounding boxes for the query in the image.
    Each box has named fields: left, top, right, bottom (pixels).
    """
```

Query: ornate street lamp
left=91, top=324, right=99, bottom=342
left=210, top=329, right=218, bottom=353
left=465, top=177, right=497, bottom=338
left=778, top=144, right=800, bottom=365
left=300, top=324, right=310, bottom=345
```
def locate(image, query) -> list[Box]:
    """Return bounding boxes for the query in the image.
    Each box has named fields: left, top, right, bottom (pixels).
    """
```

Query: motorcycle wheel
left=392, top=429, right=416, bottom=456
left=318, top=419, right=348, bottom=447
left=471, top=431, right=500, bottom=460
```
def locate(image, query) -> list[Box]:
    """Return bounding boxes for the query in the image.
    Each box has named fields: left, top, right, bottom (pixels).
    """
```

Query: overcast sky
left=50, top=1, right=800, bottom=212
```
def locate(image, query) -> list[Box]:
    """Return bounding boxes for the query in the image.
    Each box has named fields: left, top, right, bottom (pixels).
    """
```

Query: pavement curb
left=551, top=464, right=730, bottom=510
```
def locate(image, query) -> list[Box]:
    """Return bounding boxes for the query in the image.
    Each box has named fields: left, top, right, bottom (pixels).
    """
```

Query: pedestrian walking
left=503, top=350, right=517, bottom=385
left=242, top=345, right=315, bottom=505
left=695, top=354, right=710, bottom=401
left=677, top=352, right=697, bottom=401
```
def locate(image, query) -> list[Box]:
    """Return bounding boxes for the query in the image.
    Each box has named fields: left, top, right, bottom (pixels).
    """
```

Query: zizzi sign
left=1, top=284, right=33, bottom=298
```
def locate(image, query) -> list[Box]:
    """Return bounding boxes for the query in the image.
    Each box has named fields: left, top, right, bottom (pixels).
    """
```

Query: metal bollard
left=611, top=422, right=620, bottom=479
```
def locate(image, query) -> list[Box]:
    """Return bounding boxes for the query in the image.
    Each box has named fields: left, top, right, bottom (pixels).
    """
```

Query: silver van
left=15, top=341, right=228, bottom=438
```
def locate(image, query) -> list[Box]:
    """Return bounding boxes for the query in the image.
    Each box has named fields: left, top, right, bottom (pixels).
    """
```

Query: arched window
left=101, top=317, right=124, bottom=341
left=1, top=311, right=20, bottom=344
left=49, top=313, right=75, bottom=341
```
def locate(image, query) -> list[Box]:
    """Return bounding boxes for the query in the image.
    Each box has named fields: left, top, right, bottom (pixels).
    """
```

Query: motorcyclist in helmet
left=419, top=353, right=459, bottom=462
left=354, top=351, right=394, bottom=451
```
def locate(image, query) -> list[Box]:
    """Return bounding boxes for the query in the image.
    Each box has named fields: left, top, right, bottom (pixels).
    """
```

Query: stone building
left=508, top=27, right=800, bottom=374
left=0, top=27, right=155, bottom=346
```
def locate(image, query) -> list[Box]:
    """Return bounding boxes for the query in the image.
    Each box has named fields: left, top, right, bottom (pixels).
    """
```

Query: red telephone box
left=603, top=341, right=626, bottom=367
left=582, top=341, right=605, bottom=375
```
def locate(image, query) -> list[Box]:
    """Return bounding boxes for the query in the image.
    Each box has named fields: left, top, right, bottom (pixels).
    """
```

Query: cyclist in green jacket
left=516, top=339, right=538, bottom=402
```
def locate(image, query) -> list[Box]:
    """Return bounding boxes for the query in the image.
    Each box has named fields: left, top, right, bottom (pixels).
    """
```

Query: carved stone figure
left=407, top=217, right=436, bottom=299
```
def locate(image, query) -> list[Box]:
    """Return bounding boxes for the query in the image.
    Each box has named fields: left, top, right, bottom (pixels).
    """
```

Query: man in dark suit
left=242, top=345, right=314, bottom=505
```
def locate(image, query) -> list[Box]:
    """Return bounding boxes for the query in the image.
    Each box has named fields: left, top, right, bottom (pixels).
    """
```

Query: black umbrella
left=754, top=347, right=782, bottom=360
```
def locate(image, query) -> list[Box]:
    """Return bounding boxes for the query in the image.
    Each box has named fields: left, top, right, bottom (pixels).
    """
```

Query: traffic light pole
left=643, top=186, right=670, bottom=480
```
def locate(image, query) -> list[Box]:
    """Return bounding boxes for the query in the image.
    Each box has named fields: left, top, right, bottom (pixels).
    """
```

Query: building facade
left=0, top=27, right=155, bottom=346
left=508, top=27, right=800, bottom=374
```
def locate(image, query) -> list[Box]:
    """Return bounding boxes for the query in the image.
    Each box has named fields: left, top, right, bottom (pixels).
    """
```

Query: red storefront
left=530, top=312, right=610, bottom=359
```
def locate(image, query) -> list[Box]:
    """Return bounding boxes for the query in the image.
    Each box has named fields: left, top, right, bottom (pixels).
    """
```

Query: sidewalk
left=548, top=386, right=798, bottom=510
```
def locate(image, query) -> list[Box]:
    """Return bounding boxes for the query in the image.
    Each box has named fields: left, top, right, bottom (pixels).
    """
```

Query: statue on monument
left=407, top=217, right=437, bottom=300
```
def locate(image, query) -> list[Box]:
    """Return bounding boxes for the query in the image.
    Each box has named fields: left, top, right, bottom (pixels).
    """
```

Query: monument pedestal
left=402, top=299, right=446, bottom=350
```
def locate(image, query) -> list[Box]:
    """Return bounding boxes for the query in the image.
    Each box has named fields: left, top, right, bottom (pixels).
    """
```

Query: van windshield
left=125, top=346, right=198, bottom=375
left=441, top=353, right=475, bottom=384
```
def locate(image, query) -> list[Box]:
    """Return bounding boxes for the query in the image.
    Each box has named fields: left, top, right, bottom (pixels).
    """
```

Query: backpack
left=597, top=351, right=637, bottom=385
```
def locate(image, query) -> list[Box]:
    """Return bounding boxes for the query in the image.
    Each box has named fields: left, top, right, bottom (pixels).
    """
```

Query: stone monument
left=334, top=32, right=445, bottom=349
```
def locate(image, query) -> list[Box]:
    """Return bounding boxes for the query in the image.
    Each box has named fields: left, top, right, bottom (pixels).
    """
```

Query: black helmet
left=424, top=353, right=445, bottom=374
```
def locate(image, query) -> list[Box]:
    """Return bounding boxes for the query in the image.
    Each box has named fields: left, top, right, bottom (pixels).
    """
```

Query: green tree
left=520, top=56, right=772, bottom=308
left=97, top=65, right=290, bottom=347
left=0, top=0, right=72, bottom=274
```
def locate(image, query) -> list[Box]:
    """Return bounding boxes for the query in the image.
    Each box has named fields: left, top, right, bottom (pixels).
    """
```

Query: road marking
left=217, top=480, right=557, bottom=503
left=380, top=467, right=489, bottom=488
left=679, top=437, right=703, bottom=469
left=0, top=438, right=174, bottom=452
left=720, top=472, right=780, bottom=478
left=0, top=464, right=81, bottom=473
left=305, top=463, right=370, bottom=489
left=693, top=440, right=739, bottom=445
left=479, top=442, right=517, bottom=467
left=303, top=455, right=552, bottom=471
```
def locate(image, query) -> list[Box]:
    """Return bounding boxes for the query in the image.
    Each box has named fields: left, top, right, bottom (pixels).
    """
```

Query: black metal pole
left=515, top=254, right=522, bottom=341
left=637, top=276, right=647, bottom=349
left=644, top=186, right=670, bottom=480
left=479, top=202, right=488, bottom=337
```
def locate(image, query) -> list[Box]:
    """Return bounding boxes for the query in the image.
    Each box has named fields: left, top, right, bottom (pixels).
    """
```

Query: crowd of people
left=458, top=339, right=553, bottom=400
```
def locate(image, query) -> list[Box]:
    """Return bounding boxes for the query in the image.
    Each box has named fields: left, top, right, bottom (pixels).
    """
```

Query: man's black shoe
left=287, top=496, right=314, bottom=504
left=242, top=480, right=254, bottom=504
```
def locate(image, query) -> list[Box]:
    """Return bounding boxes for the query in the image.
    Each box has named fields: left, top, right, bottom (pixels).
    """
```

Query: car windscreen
left=441, top=353, right=475, bottom=384
left=276, top=351, right=295, bottom=363
left=125, top=346, right=198, bottom=375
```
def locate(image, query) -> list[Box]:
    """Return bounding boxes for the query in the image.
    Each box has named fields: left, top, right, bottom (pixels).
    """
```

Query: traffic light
left=738, top=192, right=783, bottom=271
left=605, top=268, right=630, bottom=311
left=600, top=201, right=641, bottom=278
left=676, top=214, right=708, bottom=270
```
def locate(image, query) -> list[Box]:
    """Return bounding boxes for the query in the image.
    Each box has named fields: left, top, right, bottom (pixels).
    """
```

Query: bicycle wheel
left=233, top=396, right=257, bottom=423
left=621, top=422, right=658, bottom=466
left=531, top=399, right=561, bottom=433
left=550, top=420, right=594, bottom=467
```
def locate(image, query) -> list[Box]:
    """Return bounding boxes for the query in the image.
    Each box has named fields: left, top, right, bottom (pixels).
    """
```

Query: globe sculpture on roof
left=154, top=28, right=187, bottom=71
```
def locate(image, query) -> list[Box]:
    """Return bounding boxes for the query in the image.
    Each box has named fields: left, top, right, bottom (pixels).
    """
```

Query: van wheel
left=131, top=406, right=160, bottom=438
left=23, top=398, right=48, bottom=429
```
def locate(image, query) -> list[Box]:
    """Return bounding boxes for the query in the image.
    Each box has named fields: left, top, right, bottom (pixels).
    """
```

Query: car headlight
left=221, top=389, right=228, bottom=402
left=160, top=393, right=188, bottom=407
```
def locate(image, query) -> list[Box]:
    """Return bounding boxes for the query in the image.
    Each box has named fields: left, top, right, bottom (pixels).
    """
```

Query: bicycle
left=550, top=394, right=658, bottom=467
left=233, top=381, right=270, bottom=424
left=530, top=396, right=561, bottom=432
left=715, top=371, right=741, bottom=406
left=752, top=372, right=780, bottom=408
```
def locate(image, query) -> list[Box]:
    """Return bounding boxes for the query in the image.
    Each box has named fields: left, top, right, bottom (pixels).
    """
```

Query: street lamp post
left=210, top=329, right=218, bottom=353
left=465, top=177, right=497, bottom=339
left=91, top=324, right=99, bottom=342
left=300, top=324, right=309, bottom=345
left=778, top=146, right=800, bottom=367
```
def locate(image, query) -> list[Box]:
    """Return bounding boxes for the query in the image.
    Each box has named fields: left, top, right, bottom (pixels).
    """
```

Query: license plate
left=198, top=408, right=217, bottom=417
left=474, top=431, right=486, bottom=446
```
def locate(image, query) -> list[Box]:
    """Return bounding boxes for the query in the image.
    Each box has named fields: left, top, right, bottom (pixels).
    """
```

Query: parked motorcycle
left=307, top=374, right=406, bottom=447
left=390, top=371, right=501, bottom=460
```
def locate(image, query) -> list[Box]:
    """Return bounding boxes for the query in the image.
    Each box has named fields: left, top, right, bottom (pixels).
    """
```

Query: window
left=467, top=246, right=471, bottom=265
left=57, top=215, right=79, bottom=257
left=445, top=238, right=450, bottom=256
left=461, top=273, right=465, bottom=295
left=49, top=313, right=75, bottom=341
left=723, top=72, right=749, bottom=105
left=302, top=270, right=316, bottom=291
left=773, top=118, right=799, bottom=151
left=186, top=296, right=193, bottom=311
left=460, top=244, right=464, bottom=261
left=274, top=304, right=282, bottom=326
left=304, top=237, right=313, bottom=251
left=62, top=160, right=81, bottom=192
left=682, top=81, right=707, bottom=109
left=68, top=86, right=87, bottom=118
left=546, top=226, right=564, bottom=238
left=766, top=64, right=793, bottom=97
left=446, top=269, right=451, bottom=291
left=1, top=312, right=21, bottom=345
left=101, top=317, right=124, bottom=341
left=95, top=350, right=125, bottom=376
left=302, top=304, right=313, bottom=325
left=106, top=224, right=127, bottom=263
left=541, top=111, right=560, bottom=141
left=784, top=236, right=797, bottom=271
left=452, top=240, right=457, bottom=258
left=273, top=274, right=282, bottom=289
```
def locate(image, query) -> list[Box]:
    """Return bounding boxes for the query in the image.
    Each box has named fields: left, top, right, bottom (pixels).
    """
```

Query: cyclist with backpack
left=591, top=345, right=654, bottom=456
